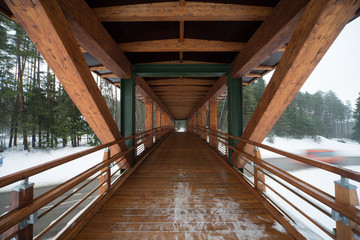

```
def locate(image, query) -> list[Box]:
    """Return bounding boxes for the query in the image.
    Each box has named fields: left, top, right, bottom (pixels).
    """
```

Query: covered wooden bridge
left=1, top=0, right=360, bottom=239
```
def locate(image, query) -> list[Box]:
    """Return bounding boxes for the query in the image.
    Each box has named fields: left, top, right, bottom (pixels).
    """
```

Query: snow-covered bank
left=262, top=136, right=360, bottom=158
left=0, top=146, right=103, bottom=192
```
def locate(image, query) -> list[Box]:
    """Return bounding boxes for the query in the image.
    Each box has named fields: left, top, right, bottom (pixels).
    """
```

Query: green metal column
left=227, top=75, right=243, bottom=165
left=121, top=76, right=136, bottom=166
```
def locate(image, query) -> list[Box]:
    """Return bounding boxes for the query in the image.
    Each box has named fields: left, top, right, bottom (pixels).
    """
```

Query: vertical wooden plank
left=3, top=181, right=34, bottom=240
left=254, top=148, right=266, bottom=192
left=155, top=105, right=161, bottom=140
left=99, top=149, right=111, bottom=195
left=200, top=106, right=207, bottom=140
left=196, top=111, right=201, bottom=136
left=145, top=98, right=153, bottom=147
left=209, top=97, right=217, bottom=148
left=334, top=179, right=360, bottom=240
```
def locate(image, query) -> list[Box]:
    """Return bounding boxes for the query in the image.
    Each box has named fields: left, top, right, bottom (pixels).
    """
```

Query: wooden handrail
left=189, top=125, right=360, bottom=226
left=190, top=125, right=360, bottom=182
left=0, top=127, right=172, bottom=235
left=0, top=126, right=167, bottom=189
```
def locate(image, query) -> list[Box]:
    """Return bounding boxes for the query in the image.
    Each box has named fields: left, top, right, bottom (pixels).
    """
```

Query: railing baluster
left=3, top=178, right=35, bottom=240
left=333, top=177, right=360, bottom=240
left=99, top=148, right=111, bottom=195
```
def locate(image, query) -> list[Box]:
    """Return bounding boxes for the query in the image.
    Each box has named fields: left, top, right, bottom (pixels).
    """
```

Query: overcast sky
left=264, top=17, right=360, bottom=108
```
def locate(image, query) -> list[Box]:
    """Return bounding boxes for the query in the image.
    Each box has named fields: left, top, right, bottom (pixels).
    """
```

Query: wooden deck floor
left=75, top=133, right=292, bottom=239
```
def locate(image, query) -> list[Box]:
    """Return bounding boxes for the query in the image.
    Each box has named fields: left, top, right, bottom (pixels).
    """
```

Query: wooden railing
left=0, top=126, right=173, bottom=240
left=189, top=125, right=360, bottom=240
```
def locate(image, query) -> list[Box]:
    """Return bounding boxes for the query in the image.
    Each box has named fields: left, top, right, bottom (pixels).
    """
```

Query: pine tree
left=352, top=93, right=360, bottom=142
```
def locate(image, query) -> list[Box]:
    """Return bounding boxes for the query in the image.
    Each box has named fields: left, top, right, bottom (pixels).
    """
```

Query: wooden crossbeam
left=231, top=0, right=309, bottom=78
left=90, top=65, right=108, bottom=71
left=233, top=0, right=360, bottom=164
left=135, top=77, right=174, bottom=118
left=245, top=73, right=262, bottom=78
left=100, top=73, right=117, bottom=78
left=155, top=91, right=207, bottom=96
left=152, top=86, right=210, bottom=92
left=188, top=76, right=227, bottom=119
left=5, top=0, right=130, bottom=166
left=92, top=2, right=273, bottom=22
left=255, top=66, right=274, bottom=71
left=146, top=79, right=216, bottom=86
left=58, top=0, right=131, bottom=78
left=118, top=39, right=246, bottom=52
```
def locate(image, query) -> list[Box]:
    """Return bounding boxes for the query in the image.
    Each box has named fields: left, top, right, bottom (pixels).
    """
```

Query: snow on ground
left=262, top=136, right=360, bottom=158
left=0, top=136, right=360, bottom=238
left=0, top=146, right=104, bottom=192
left=265, top=165, right=360, bottom=240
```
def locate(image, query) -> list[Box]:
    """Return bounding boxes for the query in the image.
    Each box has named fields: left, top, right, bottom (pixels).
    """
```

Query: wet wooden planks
left=75, top=133, right=292, bottom=239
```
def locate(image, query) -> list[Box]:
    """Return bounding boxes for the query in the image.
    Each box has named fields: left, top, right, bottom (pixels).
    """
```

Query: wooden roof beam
left=58, top=0, right=131, bottom=78
left=152, top=86, right=210, bottom=92
left=231, top=0, right=309, bottom=78
left=233, top=0, right=360, bottom=163
left=135, top=77, right=174, bottom=118
left=147, top=79, right=216, bottom=86
left=118, top=39, right=246, bottom=52
left=92, top=2, right=273, bottom=22
left=90, top=65, right=109, bottom=71
left=188, top=76, right=227, bottom=119
left=5, top=0, right=130, bottom=166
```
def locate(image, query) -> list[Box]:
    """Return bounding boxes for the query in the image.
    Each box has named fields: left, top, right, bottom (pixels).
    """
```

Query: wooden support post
left=99, top=148, right=111, bottom=195
left=228, top=76, right=243, bottom=165
left=253, top=147, right=266, bottom=192
left=155, top=105, right=161, bottom=140
left=161, top=108, right=166, bottom=137
left=200, top=106, right=207, bottom=140
left=334, top=177, right=360, bottom=240
left=196, top=111, right=201, bottom=136
left=3, top=179, right=34, bottom=240
left=121, top=77, right=136, bottom=166
left=209, top=97, right=217, bottom=148
left=144, top=98, right=153, bottom=148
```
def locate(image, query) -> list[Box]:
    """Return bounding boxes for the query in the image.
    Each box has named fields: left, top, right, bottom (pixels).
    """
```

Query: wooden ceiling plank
left=92, top=2, right=273, bottom=22
left=90, top=65, right=109, bottom=71
left=135, top=77, right=174, bottom=118
left=156, top=91, right=207, bottom=96
left=255, top=66, right=274, bottom=71
left=58, top=0, right=131, bottom=78
left=147, top=79, right=216, bottom=86
left=100, top=73, right=118, bottom=78
left=118, top=39, right=246, bottom=52
left=188, top=76, right=228, bottom=119
left=4, top=0, right=130, bottom=165
left=234, top=0, right=360, bottom=161
left=245, top=73, right=262, bottom=78
left=231, top=0, right=309, bottom=78
left=152, top=86, right=210, bottom=92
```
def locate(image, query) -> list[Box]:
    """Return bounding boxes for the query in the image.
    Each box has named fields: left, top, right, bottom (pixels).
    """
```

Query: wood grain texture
left=188, top=76, right=227, bottom=120
left=74, top=133, right=292, bottom=240
left=231, top=0, right=308, bottom=78
left=58, top=0, right=131, bottom=78
left=136, top=77, right=173, bottom=118
left=233, top=0, right=360, bottom=163
left=147, top=78, right=216, bottom=86
left=92, top=2, right=273, bottom=22
left=118, top=39, right=246, bottom=52
left=4, top=0, right=130, bottom=164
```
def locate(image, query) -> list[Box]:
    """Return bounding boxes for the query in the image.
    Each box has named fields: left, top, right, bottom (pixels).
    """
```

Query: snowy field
left=0, top=136, right=360, bottom=239
left=261, top=136, right=360, bottom=158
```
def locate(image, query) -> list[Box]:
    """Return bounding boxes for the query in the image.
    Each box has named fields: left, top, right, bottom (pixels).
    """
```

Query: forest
left=1, top=15, right=359, bottom=152
left=217, top=78, right=357, bottom=140
left=0, top=16, right=121, bottom=151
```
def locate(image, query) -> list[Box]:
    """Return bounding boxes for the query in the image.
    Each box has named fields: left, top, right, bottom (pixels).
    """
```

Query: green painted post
left=121, top=76, right=136, bottom=166
left=227, top=75, right=243, bottom=165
